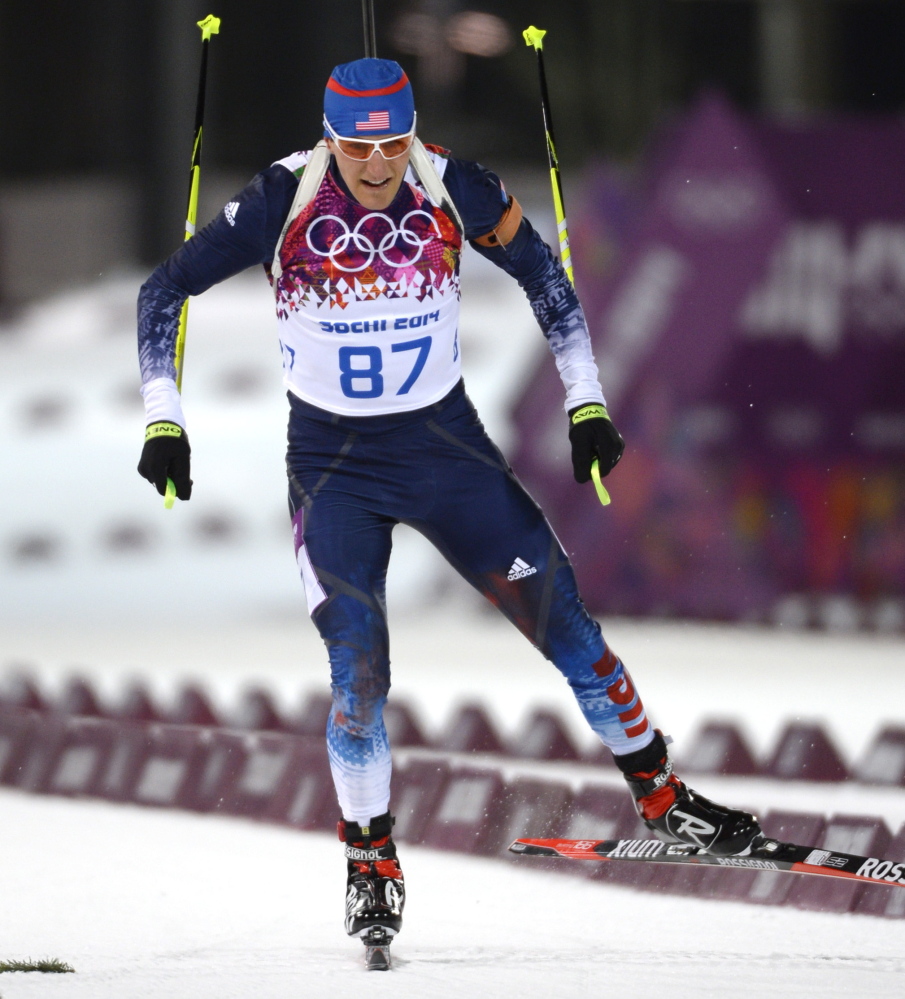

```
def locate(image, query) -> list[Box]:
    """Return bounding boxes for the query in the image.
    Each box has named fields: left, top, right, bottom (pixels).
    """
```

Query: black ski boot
left=615, top=731, right=764, bottom=857
left=339, top=812, right=405, bottom=969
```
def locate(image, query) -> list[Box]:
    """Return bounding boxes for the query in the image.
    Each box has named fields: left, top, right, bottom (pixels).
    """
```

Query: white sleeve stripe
left=141, top=377, right=186, bottom=429
left=548, top=334, right=606, bottom=413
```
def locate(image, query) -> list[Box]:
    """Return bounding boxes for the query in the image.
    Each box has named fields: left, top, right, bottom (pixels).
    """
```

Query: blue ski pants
left=286, top=380, right=654, bottom=823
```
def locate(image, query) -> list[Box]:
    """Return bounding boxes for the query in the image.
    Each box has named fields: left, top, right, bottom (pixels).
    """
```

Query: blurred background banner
left=513, top=94, right=905, bottom=628
left=4, top=0, right=905, bottom=304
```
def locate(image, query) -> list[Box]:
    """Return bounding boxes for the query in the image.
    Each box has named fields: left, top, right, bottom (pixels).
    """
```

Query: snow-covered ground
left=2, top=788, right=904, bottom=999
left=2, top=613, right=905, bottom=998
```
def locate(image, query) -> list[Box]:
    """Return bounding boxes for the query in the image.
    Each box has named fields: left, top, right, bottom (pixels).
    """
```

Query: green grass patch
left=0, top=958, right=75, bottom=973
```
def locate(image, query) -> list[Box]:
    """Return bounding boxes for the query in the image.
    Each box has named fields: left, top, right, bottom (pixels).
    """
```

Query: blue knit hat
left=324, top=58, right=415, bottom=138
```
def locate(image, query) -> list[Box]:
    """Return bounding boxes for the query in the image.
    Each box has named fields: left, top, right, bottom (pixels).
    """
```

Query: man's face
left=326, top=137, right=411, bottom=211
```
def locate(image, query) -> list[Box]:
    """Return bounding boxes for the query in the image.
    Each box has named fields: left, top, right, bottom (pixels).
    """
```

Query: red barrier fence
left=855, top=727, right=905, bottom=787
left=4, top=671, right=876, bottom=784
left=1, top=672, right=904, bottom=920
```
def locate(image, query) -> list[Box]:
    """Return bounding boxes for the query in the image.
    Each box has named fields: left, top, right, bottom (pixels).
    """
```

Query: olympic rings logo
left=305, top=210, right=442, bottom=273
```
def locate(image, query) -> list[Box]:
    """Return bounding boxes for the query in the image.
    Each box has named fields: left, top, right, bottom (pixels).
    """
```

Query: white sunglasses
left=323, top=113, right=417, bottom=161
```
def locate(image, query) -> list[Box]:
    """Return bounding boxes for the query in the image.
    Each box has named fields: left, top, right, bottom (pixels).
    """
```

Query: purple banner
left=512, top=94, right=905, bottom=626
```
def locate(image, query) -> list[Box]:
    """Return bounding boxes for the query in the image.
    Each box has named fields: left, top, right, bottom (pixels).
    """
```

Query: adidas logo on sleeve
left=224, top=201, right=240, bottom=226
left=507, top=557, right=537, bottom=581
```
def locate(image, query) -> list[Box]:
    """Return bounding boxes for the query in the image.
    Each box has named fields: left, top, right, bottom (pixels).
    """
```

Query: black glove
left=568, top=404, right=625, bottom=484
left=138, top=422, right=193, bottom=500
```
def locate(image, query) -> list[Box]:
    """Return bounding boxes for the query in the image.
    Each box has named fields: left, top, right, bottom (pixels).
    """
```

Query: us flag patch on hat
left=356, top=110, right=391, bottom=131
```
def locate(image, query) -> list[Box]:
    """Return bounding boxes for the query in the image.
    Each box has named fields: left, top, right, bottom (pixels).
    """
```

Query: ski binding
left=362, top=927, right=392, bottom=971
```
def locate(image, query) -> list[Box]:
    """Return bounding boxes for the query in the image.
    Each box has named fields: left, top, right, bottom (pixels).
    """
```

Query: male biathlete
left=137, top=59, right=762, bottom=952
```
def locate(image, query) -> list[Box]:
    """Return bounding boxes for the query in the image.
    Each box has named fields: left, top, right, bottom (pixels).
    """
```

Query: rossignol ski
left=509, top=836, right=905, bottom=889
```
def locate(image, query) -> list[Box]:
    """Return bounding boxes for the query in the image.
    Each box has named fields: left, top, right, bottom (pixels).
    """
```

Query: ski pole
left=522, top=26, right=572, bottom=284
left=362, top=0, right=377, bottom=57
left=165, top=13, right=221, bottom=509
left=523, top=25, right=610, bottom=507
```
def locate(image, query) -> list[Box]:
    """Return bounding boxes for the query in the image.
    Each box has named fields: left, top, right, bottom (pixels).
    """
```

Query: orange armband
left=473, top=195, right=523, bottom=248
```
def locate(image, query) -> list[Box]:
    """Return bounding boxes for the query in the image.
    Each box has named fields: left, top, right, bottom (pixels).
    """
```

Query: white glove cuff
left=141, top=377, right=186, bottom=429
left=550, top=335, right=606, bottom=413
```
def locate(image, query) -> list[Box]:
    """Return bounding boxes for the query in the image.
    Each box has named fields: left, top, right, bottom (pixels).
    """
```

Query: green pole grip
left=590, top=460, right=611, bottom=506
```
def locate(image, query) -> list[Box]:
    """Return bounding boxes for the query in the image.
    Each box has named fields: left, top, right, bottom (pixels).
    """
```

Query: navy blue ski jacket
left=138, top=152, right=591, bottom=392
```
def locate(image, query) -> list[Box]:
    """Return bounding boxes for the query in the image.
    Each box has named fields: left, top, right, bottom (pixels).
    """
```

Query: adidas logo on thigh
left=507, top=557, right=537, bottom=581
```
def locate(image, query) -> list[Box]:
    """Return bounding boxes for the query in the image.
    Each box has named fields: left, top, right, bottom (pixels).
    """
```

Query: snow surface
left=2, top=613, right=905, bottom=999
left=1, top=788, right=904, bottom=999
